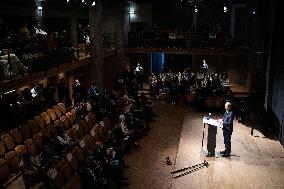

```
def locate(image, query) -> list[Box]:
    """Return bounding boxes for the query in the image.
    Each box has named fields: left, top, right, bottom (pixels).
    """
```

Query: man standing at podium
left=218, top=102, right=234, bottom=157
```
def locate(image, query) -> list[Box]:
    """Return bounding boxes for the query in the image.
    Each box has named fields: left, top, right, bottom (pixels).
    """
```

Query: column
left=89, top=0, right=104, bottom=90
left=115, top=0, right=126, bottom=71
left=192, top=9, right=198, bottom=31
left=70, top=8, right=78, bottom=58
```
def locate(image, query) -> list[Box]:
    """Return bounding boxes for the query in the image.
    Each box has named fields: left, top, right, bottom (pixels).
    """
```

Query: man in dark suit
left=218, top=102, right=234, bottom=157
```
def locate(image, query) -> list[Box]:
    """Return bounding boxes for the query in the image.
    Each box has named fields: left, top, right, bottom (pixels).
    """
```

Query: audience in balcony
left=0, top=20, right=75, bottom=80
left=127, top=24, right=232, bottom=49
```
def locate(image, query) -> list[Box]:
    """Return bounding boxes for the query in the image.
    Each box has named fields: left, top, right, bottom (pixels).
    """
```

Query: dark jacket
left=223, top=110, right=234, bottom=130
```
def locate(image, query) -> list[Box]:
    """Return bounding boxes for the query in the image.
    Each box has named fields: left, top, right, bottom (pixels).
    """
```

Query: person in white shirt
left=55, top=126, right=79, bottom=151
left=201, top=59, right=209, bottom=75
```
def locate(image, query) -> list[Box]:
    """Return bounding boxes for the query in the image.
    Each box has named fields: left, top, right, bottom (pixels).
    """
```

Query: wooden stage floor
left=171, top=110, right=284, bottom=189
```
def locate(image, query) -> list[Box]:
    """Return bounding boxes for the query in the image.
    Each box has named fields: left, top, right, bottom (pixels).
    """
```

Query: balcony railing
left=125, top=31, right=250, bottom=50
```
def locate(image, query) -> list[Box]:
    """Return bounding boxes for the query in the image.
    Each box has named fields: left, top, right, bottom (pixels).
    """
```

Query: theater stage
left=170, top=110, right=284, bottom=189
left=124, top=101, right=284, bottom=189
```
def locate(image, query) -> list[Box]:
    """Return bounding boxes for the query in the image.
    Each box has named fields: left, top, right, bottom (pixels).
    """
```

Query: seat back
left=15, top=145, right=28, bottom=156
left=27, top=120, right=38, bottom=135
left=79, top=139, right=90, bottom=156
left=79, top=120, right=89, bottom=134
left=0, top=141, right=6, bottom=158
left=84, top=135, right=95, bottom=151
left=102, top=117, right=111, bottom=131
left=33, top=133, right=44, bottom=148
left=47, top=167, right=65, bottom=189
left=57, top=159, right=72, bottom=180
left=34, top=116, right=45, bottom=130
left=85, top=116, right=94, bottom=130
left=60, top=116, right=70, bottom=129
left=53, top=105, right=62, bottom=118
left=41, top=112, right=51, bottom=125
left=58, top=103, right=66, bottom=114
left=47, top=109, right=57, bottom=121
left=66, top=112, right=74, bottom=126
left=98, top=126, right=107, bottom=142
left=74, top=124, right=84, bottom=139
left=40, top=127, right=50, bottom=138
left=19, top=124, right=31, bottom=140
left=10, top=128, right=24, bottom=145
left=70, top=108, right=76, bottom=116
left=90, top=127, right=100, bottom=142
left=0, top=159, right=10, bottom=182
left=61, top=173, right=82, bottom=189
left=88, top=112, right=97, bottom=126
left=67, top=128, right=79, bottom=141
left=47, top=124, right=57, bottom=138
left=25, top=139, right=38, bottom=156
left=66, top=153, right=78, bottom=172
left=72, top=146, right=84, bottom=163
left=5, top=151, right=19, bottom=172
left=54, top=120, right=63, bottom=129
left=1, top=134, right=15, bottom=151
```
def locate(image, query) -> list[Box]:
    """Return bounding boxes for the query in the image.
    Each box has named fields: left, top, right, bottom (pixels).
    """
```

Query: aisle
left=123, top=101, right=185, bottom=189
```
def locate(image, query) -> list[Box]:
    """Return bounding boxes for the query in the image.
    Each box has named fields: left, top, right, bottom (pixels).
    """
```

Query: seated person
left=75, top=102, right=88, bottom=123
left=78, top=159, right=97, bottom=189
left=55, top=126, right=79, bottom=152
left=20, top=152, right=49, bottom=189
left=87, top=142, right=127, bottom=187
left=40, top=137, right=59, bottom=168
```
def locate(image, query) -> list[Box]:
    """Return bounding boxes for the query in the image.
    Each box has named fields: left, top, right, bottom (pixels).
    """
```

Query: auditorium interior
left=0, top=0, right=283, bottom=188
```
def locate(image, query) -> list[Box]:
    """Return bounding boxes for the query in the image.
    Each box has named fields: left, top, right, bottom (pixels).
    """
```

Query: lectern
left=202, top=117, right=222, bottom=157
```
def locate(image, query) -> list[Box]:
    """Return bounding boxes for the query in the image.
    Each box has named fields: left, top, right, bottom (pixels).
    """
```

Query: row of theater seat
left=47, top=115, right=109, bottom=189
left=0, top=103, right=77, bottom=187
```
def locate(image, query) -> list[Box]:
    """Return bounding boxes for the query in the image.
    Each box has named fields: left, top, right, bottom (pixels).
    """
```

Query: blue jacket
left=223, top=110, right=234, bottom=130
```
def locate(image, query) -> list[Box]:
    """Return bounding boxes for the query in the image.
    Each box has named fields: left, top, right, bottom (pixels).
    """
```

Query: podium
left=202, top=118, right=222, bottom=157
